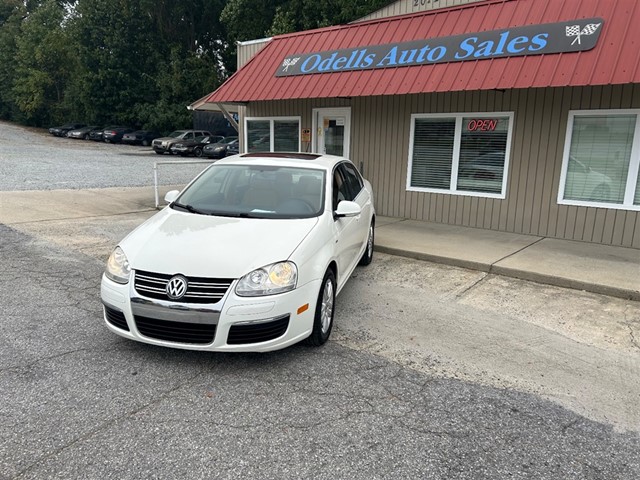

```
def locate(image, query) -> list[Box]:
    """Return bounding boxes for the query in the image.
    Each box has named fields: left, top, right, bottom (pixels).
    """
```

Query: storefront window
left=274, top=120, right=299, bottom=151
left=246, top=117, right=300, bottom=153
left=246, top=120, right=270, bottom=152
left=560, top=111, right=640, bottom=210
left=407, top=113, right=513, bottom=198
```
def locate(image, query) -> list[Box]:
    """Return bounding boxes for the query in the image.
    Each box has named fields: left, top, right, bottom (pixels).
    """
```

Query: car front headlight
left=236, top=261, right=297, bottom=297
left=105, top=246, right=131, bottom=284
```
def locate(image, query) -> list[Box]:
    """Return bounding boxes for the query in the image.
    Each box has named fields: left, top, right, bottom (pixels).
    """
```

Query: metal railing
left=153, top=159, right=215, bottom=208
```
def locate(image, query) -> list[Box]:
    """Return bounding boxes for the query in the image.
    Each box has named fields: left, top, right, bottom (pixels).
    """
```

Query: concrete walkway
left=0, top=187, right=638, bottom=300
left=376, top=216, right=640, bottom=301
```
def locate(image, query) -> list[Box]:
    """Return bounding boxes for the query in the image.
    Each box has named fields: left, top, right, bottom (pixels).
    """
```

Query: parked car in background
left=226, top=140, right=240, bottom=156
left=100, top=153, right=375, bottom=351
left=169, top=135, right=224, bottom=157
left=67, top=126, right=101, bottom=140
left=49, top=123, right=85, bottom=137
left=122, top=130, right=161, bottom=146
left=103, top=127, right=134, bottom=143
left=202, top=136, right=239, bottom=159
left=152, top=129, right=212, bottom=155
left=89, top=126, right=119, bottom=142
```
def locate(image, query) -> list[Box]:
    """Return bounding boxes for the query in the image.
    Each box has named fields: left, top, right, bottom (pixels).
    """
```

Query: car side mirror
left=164, top=190, right=179, bottom=204
left=335, top=200, right=361, bottom=218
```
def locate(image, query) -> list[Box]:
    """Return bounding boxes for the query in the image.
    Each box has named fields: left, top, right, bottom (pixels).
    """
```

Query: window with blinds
left=407, top=113, right=513, bottom=198
left=559, top=110, right=640, bottom=211
left=245, top=117, right=300, bottom=153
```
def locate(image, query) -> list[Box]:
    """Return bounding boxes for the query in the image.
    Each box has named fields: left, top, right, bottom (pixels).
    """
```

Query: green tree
left=220, top=0, right=388, bottom=72
left=69, top=0, right=163, bottom=126
left=11, top=0, right=77, bottom=125
left=0, top=0, right=24, bottom=119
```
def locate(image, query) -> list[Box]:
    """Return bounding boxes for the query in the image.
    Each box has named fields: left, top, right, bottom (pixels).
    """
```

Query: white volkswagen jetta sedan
left=101, top=153, right=375, bottom=351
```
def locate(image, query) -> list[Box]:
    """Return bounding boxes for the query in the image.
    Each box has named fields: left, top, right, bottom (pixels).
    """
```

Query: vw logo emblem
left=166, top=275, right=188, bottom=300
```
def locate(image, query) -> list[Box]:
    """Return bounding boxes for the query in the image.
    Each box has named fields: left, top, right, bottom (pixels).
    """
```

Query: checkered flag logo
left=282, top=57, right=300, bottom=72
left=566, top=23, right=602, bottom=45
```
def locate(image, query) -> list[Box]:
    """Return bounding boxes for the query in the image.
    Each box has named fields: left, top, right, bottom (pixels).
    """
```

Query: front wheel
left=142, top=139, right=150, bottom=147
left=359, top=221, right=374, bottom=266
left=306, top=269, right=336, bottom=346
left=194, top=147, right=203, bottom=157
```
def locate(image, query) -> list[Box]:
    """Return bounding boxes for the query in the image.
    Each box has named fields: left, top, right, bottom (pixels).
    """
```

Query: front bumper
left=153, top=144, right=171, bottom=153
left=203, top=149, right=225, bottom=158
left=100, top=274, right=320, bottom=352
left=170, top=146, right=191, bottom=154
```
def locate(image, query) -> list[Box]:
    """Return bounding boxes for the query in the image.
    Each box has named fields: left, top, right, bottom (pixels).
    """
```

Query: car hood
left=119, top=208, right=319, bottom=278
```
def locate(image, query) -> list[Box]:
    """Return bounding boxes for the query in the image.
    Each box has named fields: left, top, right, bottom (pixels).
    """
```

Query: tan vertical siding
left=354, top=0, right=488, bottom=22
left=237, top=39, right=271, bottom=69
left=245, top=84, right=640, bottom=248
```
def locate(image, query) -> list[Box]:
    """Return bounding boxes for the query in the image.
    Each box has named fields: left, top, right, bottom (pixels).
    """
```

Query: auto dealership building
left=193, top=0, right=640, bottom=248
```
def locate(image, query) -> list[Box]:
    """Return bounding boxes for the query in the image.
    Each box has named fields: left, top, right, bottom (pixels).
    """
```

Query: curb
left=375, top=245, right=640, bottom=301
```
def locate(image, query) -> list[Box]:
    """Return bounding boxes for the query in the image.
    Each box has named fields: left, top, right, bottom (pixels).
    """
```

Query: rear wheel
left=194, top=147, right=203, bottom=157
left=305, top=269, right=336, bottom=346
left=142, top=139, right=150, bottom=146
left=359, top=220, right=374, bottom=266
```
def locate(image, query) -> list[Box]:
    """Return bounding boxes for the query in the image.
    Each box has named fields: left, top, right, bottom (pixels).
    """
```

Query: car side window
left=340, top=163, right=363, bottom=199
left=332, top=168, right=351, bottom=211
left=185, top=132, right=194, bottom=139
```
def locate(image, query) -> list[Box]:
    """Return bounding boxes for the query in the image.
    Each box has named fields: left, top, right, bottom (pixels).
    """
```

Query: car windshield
left=173, top=164, right=325, bottom=219
left=168, top=131, right=186, bottom=138
left=221, top=136, right=238, bottom=144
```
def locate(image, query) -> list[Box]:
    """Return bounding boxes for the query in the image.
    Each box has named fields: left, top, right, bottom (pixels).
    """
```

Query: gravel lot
left=0, top=121, right=209, bottom=191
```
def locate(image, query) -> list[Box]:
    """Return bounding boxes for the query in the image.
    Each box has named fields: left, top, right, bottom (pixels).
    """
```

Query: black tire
left=305, top=269, right=336, bottom=346
left=83, top=134, right=90, bottom=140
left=142, top=139, right=150, bottom=147
left=194, top=147, right=203, bottom=157
left=359, top=220, right=374, bottom=266
left=154, top=150, right=163, bottom=155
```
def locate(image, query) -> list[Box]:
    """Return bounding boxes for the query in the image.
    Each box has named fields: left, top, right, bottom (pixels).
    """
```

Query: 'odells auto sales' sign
left=276, top=19, right=604, bottom=77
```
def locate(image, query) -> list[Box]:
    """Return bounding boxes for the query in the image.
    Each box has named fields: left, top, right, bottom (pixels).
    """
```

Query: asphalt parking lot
left=1, top=121, right=639, bottom=479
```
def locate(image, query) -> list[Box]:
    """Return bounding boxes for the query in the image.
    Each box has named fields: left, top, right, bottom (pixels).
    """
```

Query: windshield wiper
left=171, top=202, right=207, bottom=215
left=206, top=211, right=261, bottom=218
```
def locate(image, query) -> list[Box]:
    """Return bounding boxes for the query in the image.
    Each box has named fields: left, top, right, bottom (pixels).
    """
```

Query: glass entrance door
left=313, top=108, right=351, bottom=157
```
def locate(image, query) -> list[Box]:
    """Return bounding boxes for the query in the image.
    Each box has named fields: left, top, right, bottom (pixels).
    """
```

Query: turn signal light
left=297, top=304, right=309, bottom=315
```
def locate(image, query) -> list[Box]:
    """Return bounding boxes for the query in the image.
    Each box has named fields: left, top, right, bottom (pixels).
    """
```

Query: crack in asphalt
left=454, top=272, right=490, bottom=298
left=12, top=367, right=208, bottom=479
left=621, top=305, right=640, bottom=351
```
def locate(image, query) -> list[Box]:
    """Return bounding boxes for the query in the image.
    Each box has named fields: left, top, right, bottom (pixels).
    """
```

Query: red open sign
left=467, top=119, right=498, bottom=131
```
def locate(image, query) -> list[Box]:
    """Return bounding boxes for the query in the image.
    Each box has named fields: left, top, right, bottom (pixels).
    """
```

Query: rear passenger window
left=332, top=168, right=351, bottom=210
left=340, top=163, right=363, bottom=199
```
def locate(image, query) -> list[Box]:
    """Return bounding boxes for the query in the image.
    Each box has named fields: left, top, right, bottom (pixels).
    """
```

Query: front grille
left=134, top=316, right=216, bottom=344
left=104, top=306, right=129, bottom=331
left=135, top=270, right=233, bottom=304
left=227, top=315, right=289, bottom=345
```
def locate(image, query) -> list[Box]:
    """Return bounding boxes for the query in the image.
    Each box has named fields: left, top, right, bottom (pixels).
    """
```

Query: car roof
left=215, top=152, right=350, bottom=171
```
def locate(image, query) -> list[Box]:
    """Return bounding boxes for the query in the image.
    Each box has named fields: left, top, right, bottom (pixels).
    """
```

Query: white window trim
left=558, top=109, right=640, bottom=212
left=406, top=111, right=514, bottom=199
left=244, top=116, right=301, bottom=153
left=311, top=107, right=352, bottom=157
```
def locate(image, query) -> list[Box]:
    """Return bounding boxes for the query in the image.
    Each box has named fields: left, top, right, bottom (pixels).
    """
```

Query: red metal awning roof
left=204, top=0, right=640, bottom=104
